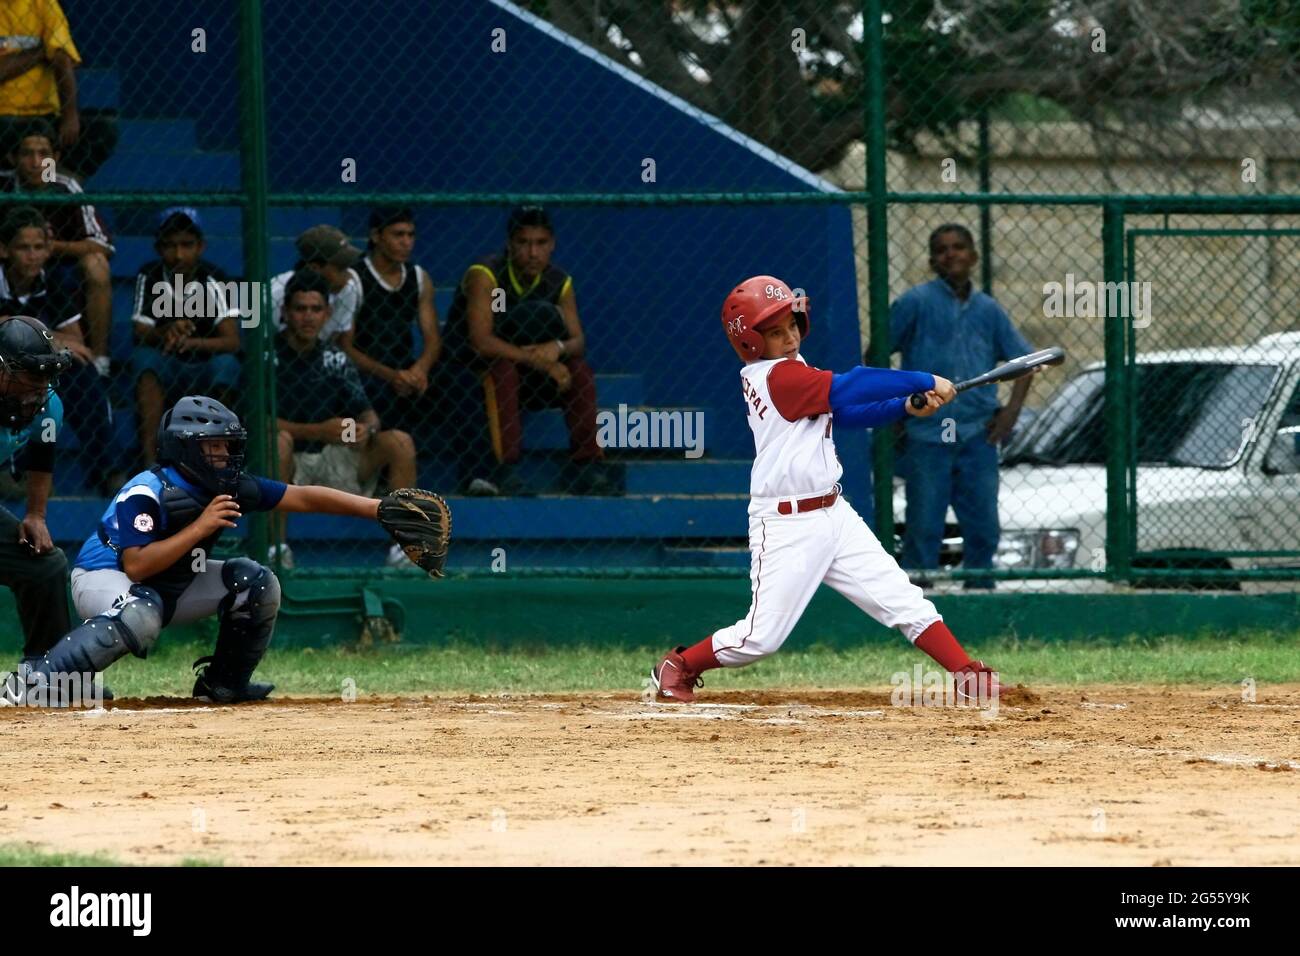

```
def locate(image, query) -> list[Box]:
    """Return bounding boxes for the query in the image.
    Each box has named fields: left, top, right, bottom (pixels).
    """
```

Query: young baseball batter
left=650, top=275, right=1003, bottom=703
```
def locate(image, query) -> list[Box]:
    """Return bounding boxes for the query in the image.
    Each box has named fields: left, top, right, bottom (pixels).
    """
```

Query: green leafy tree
left=530, top=1, right=1298, bottom=177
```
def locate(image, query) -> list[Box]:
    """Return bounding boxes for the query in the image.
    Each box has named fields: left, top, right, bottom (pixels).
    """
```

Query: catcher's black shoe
left=191, top=657, right=274, bottom=704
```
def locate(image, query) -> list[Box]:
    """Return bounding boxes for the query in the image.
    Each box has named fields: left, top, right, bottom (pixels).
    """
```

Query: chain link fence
left=1122, top=217, right=1300, bottom=586
left=0, top=0, right=1295, bottom=584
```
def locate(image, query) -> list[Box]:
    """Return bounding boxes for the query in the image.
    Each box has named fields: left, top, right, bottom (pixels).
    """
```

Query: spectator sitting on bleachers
left=0, top=204, right=119, bottom=491
left=340, top=207, right=497, bottom=496
left=130, top=207, right=241, bottom=464
left=0, top=0, right=117, bottom=180
left=338, top=208, right=437, bottom=423
left=442, top=205, right=617, bottom=495
left=0, top=119, right=113, bottom=371
left=269, top=224, right=362, bottom=345
left=273, top=270, right=413, bottom=569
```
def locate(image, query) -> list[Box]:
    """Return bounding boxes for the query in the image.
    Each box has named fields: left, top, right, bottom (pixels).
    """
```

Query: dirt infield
left=3, top=684, right=1298, bottom=866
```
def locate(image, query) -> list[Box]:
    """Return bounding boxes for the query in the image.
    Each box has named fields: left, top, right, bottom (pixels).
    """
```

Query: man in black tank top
left=339, top=208, right=495, bottom=495
left=442, top=206, right=618, bottom=496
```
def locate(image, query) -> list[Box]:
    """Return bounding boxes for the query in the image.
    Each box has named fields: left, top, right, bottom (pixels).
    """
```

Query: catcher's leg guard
left=18, top=586, right=162, bottom=706
left=192, top=558, right=280, bottom=703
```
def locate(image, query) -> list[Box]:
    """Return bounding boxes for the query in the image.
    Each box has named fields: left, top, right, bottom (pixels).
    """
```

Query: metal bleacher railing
left=1, top=0, right=1297, bottom=588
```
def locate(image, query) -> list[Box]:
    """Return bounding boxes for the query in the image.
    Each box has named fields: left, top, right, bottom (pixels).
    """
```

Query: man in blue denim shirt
left=890, top=224, right=1034, bottom=587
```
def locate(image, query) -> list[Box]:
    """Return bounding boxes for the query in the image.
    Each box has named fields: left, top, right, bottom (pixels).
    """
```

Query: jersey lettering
left=741, top=376, right=769, bottom=420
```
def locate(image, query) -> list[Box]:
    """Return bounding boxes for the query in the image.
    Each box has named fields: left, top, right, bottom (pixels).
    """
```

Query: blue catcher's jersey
left=0, top=391, right=63, bottom=469
left=75, top=465, right=287, bottom=572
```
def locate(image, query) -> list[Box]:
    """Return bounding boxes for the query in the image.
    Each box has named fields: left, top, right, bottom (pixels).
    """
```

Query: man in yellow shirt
left=0, top=0, right=116, bottom=179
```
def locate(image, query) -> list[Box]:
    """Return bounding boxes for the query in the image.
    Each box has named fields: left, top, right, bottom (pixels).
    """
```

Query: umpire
left=0, top=315, right=73, bottom=665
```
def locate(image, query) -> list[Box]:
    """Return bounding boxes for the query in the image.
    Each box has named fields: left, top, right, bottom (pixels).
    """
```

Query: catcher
left=18, top=395, right=449, bottom=705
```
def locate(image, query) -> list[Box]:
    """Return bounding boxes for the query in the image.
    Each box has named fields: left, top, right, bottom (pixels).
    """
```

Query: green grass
left=0, top=844, right=223, bottom=867
left=0, top=845, right=126, bottom=866
left=90, top=631, right=1300, bottom=698
left=0, top=845, right=225, bottom=866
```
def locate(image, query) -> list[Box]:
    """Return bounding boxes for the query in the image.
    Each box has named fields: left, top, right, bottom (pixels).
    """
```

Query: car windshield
left=1004, top=362, right=1279, bottom=468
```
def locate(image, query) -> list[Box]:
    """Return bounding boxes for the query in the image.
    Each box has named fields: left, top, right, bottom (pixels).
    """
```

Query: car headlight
left=995, top=530, right=1080, bottom=569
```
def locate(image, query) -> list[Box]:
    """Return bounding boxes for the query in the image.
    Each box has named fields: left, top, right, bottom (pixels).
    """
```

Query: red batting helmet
left=720, top=276, right=810, bottom=362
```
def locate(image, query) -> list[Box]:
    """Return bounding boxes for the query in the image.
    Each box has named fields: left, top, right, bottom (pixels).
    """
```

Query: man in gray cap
left=270, top=224, right=362, bottom=344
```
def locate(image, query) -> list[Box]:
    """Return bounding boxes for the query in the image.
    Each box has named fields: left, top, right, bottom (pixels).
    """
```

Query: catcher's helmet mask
left=720, top=276, right=810, bottom=362
left=0, top=315, right=72, bottom=431
left=157, top=395, right=248, bottom=496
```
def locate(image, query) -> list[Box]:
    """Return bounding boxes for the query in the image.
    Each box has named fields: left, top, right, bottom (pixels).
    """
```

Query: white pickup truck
left=893, top=331, right=1300, bottom=588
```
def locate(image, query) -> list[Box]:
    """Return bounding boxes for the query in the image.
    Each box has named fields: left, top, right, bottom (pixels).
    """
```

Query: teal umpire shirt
left=0, top=390, right=62, bottom=469
left=889, top=277, right=1032, bottom=445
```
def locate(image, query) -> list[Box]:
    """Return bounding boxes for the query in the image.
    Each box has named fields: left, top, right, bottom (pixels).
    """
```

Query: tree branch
left=613, top=4, right=718, bottom=110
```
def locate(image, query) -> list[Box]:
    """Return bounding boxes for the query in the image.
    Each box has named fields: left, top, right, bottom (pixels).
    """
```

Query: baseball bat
left=908, top=346, right=1066, bottom=409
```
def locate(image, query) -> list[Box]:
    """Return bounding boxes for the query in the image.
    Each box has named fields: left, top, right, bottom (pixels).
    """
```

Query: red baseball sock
left=681, top=636, right=720, bottom=673
left=914, top=621, right=973, bottom=672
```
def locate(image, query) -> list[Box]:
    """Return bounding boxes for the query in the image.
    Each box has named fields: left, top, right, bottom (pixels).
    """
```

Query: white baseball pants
left=712, top=496, right=942, bottom=667
left=71, top=562, right=245, bottom=624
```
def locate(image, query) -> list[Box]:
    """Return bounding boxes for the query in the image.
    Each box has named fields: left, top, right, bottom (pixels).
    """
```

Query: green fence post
left=240, top=0, right=273, bottom=565
left=865, top=0, right=894, bottom=542
left=1125, top=228, right=1139, bottom=562
left=978, top=108, right=992, bottom=294
left=1102, top=200, right=1131, bottom=582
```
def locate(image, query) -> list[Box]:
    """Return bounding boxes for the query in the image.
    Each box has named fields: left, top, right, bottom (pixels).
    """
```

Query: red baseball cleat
left=954, top=660, right=1002, bottom=705
left=650, top=646, right=703, bottom=703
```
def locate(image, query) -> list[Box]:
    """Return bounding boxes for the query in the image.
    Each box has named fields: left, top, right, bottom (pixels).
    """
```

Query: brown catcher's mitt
left=377, top=488, right=452, bottom=578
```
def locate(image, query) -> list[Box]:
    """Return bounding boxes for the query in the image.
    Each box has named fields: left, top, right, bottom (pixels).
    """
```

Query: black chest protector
left=146, top=468, right=264, bottom=617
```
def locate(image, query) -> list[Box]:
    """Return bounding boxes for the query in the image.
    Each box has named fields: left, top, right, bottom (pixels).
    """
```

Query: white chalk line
left=1138, top=743, right=1300, bottom=772
left=608, top=703, right=884, bottom=723
left=1200, top=753, right=1300, bottom=771
left=612, top=711, right=732, bottom=721
left=1245, top=703, right=1300, bottom=710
